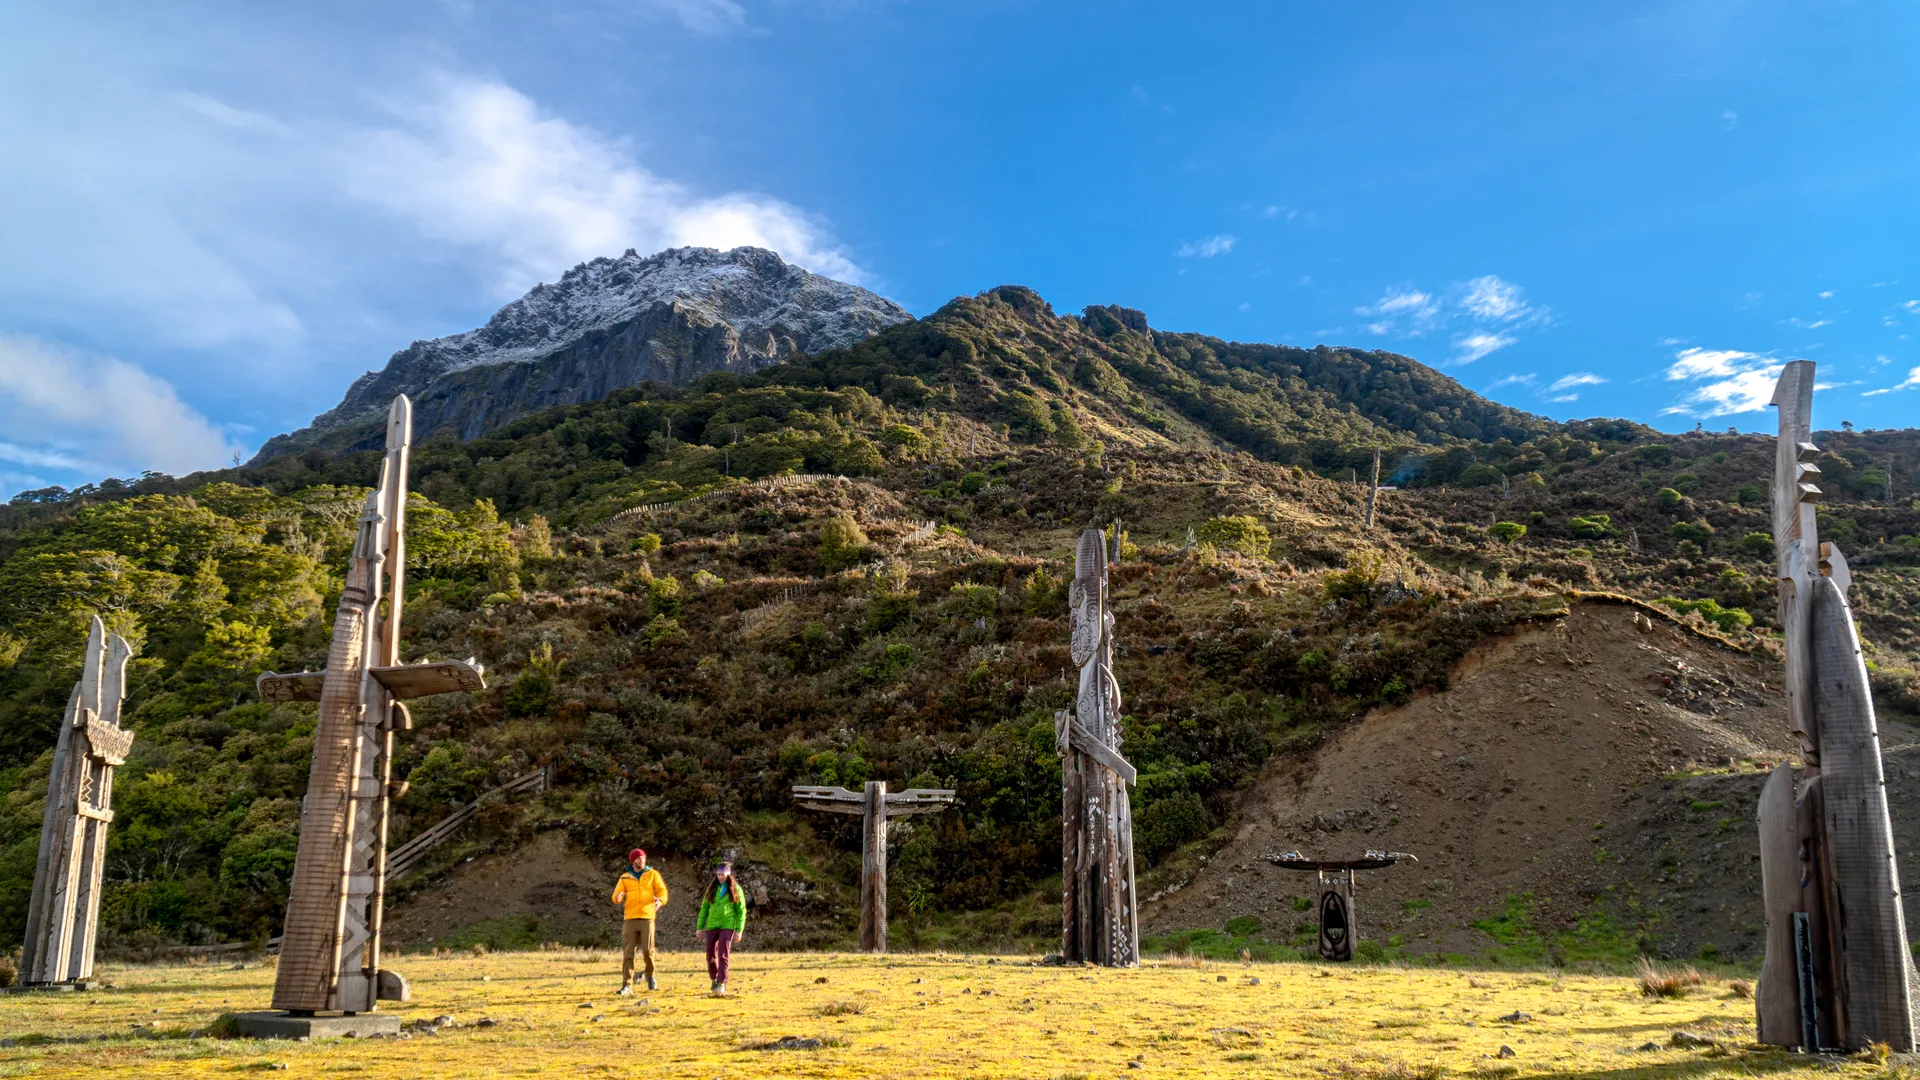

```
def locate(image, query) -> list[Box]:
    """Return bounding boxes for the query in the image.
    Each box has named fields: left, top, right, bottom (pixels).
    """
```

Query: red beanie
left=629, top=848, right=646, bottom=863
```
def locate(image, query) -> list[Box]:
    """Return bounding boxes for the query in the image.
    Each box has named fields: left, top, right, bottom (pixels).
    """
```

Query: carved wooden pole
left=256, top=395, right=484, bottom=1022
left=860, top=781, right=887, bottom=952
left=1267, top=852, right=1412, bottom=962
left=1755, top=361, right=1915, bottom=1051
left=1058, top=528, right=1139, bottom=966
left=20, top=617, right=134, bottom=987
left=794, top=784, right=953, bottom=954
left=1364, top=449, right=1382, bottom=530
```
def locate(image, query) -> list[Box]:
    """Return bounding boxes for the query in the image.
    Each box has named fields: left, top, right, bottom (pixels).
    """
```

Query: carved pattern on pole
left=1058, top=528, right=1138, bottom=967
left=20, top=617, right=134, bottom=987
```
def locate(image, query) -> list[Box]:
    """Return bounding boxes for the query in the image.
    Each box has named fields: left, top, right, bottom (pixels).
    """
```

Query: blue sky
left=1, top=1, right=1916, bottom=496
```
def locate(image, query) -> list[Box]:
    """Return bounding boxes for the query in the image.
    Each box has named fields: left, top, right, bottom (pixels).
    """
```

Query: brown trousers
left=621, top=917, right=656, bottom=984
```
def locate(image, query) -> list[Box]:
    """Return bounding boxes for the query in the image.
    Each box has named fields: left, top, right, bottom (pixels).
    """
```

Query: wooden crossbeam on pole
left=793, top=783, right=954, bottom=953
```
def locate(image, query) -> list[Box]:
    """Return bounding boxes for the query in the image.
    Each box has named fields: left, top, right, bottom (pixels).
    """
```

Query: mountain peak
left=254, top=246, right=910, bottom=460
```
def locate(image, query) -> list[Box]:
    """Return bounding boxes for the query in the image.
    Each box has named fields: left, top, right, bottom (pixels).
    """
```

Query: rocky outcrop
left=254, top=246, right=910, bottom=460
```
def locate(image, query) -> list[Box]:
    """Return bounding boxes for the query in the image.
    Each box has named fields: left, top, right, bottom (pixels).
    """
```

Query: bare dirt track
left=1143, top=600, right=1820, bottom=961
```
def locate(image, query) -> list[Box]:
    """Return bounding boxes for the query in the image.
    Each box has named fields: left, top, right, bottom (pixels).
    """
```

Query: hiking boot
left=717, top=981, right=728, bottom=996
left=645, top=975, right=657, bottom=992
left=617, top=984, right=632, bottom=997
left=709, top=980, right=720, bottom=994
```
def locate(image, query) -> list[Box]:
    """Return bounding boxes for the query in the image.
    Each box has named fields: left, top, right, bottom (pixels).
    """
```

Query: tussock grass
left=1636, top=956, right=1707, bottom=998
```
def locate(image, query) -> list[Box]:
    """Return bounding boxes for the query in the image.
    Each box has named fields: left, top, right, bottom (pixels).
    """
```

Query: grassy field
left=0, top=950, right=1901, bottom=1079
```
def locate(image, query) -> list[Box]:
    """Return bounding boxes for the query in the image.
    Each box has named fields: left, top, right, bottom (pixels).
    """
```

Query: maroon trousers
left=703, top=929, right=736, bottom=983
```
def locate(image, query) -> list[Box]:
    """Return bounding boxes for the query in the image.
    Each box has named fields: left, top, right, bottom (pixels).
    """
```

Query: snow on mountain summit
left=255, top=246, right=911, bottom=458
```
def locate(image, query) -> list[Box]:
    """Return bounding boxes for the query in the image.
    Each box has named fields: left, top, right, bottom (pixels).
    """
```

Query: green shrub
left=1022, top=567, right=1068, bottom=616
left=1324, top=550, right=1385, bottom=604
left=958, top=471, right=991, bottom=495
left=1489, top=521, right=1526, bottom=543
left=1568, top=513, right=1612, bottom=539
left=1740, top=531, right=1773, bottom=558
left=1458, top=463, right=1504, bottom=487
left=1653, top=487, right=1684, bottom=511
left=1635, top=444, right=1675, bottom=467
left=1196, top=515, right=1271, bottom=558
left=633, top=533, right=662, bottom=556
left=881, top=424, right=931, bottom=456
left=1669, top=521, right=1713, bottom=545
left=1658, top=596, right=1753, bottom=633
left=1670, top=474, right=1700, bottom=494
left=819, top=513, right=872, bottom=571
left=647, top=573, right=682, bottom=616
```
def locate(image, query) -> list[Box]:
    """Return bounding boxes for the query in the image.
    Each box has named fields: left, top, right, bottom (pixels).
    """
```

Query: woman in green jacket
left=694, top=859, right=747, bottom=995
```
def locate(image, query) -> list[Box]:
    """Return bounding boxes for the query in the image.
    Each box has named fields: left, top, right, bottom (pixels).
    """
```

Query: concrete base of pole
left=4, top=980, right=98, bottom=992
left=233, top=1011, right=401, bottom=1040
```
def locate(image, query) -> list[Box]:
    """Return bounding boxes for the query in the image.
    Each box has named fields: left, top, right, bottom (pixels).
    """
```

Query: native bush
left=1197, top=515, right=1271, bottom=558
left=1489, top=521, right=1526, bottom=543
left=1568, top=514, right=1612, bottom=539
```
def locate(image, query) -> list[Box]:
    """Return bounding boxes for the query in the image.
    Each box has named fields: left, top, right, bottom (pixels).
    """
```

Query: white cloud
left=1657, top=336, right=1688, bottom=346
left=1819, top=290, right=1835, bottom=299
left=633, top=0, right=752, bottom=34
left=1176, top=234, right=1237, bottom=258
left=1548, top=373, right=1607, bottom=392
left=1721, top=110, right=1739, bottom=129
left=1665, top=347, right=1758, bottom=381
left=1358, top=287, right=1437, bottom=320
left=1862, top=367, right=1920, bottom=397
left=1485, top=373, right=1536, bottom=390
left=1785, top=317, right=1832, bottom=329
left=1660, top=345, right=1787, bottom=416
left=0, top=335, right=243, bottom=479
left=1902, top=300, right=1920, bottom=313
left=344, top=76, right=866, bottom=292
left=1363, top=321, right=1391, bottom=336
left=1460, top=275, right=1533, bottom=322
left=1550, top=394, right=1579, bottom=403
left=1453, top=332, right=1516, bottom=364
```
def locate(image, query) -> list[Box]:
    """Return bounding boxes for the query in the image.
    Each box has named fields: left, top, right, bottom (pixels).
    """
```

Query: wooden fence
left=385, top=765, right=552, bottom=881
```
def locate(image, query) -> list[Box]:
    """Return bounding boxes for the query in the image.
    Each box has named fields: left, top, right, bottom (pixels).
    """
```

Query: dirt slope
left=384, top=830, right=840, bottom=953
left=1143, top=600, right=1813, bottom=960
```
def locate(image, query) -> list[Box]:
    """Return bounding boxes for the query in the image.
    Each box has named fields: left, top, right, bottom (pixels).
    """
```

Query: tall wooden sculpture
left=1057, top=528, right=1139, bottom=966
left=20, top=617, right=134, bottom=988
left=246, top=397, right=484, bottom=1029
left=1755, top=360, right=1915, bottom=1051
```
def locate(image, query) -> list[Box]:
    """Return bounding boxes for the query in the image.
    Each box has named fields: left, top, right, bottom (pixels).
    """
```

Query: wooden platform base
left=233, top=1011, right=401, bottom=1040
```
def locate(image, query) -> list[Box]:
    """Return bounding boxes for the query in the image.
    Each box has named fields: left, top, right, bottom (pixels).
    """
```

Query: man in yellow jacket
left=611, top=847, right=667, bottom=993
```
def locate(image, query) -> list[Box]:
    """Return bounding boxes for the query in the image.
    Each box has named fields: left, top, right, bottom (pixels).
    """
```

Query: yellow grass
left=0, top=951, right=1889, bottom=1078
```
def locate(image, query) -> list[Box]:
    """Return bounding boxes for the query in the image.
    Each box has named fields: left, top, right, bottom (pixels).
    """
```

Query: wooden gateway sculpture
left=1755, top=361, right=1915, bottom=1052
left=19, top=617, right=135, bottom=988
left=1266, top=851, right=1414, bottom=962
left=1057, top=527, right=1139, bottom=966
left=246, top=396, right=484, bottom=1031
left=792, top=782, right=954, bottom=952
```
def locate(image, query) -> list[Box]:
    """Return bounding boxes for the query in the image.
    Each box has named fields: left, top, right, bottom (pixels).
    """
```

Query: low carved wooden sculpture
left=1266, top=852, right=1414, bottom=962
left=256, top=396, right=485, bottom=1015
left=20, top=617, right=135, bottom=987
left=793, top=782, right=954, bottom=952
left=1057, top=527, right=1139, bottom=966
left=1755, top=361, right=1915, bottom=1051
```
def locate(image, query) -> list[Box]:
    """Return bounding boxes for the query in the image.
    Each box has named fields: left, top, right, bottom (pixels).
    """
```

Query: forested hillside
left=4, top=284, right=1920, bottom=953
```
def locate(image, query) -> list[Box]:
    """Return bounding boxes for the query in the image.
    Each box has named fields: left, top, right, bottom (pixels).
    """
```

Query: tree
left=1196, top=515, right=1271, bottom=558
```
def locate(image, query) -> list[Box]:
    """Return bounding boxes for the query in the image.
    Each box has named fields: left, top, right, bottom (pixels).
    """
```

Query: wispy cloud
left=1485, top=373, right=1536, bottom=391
left=1862, top=367, right=1920, bottom=397
left=1721, top=110, right=1739, bottom=129
left=1550, top=394, right=1579, bottom=403
left=0, top=335, right=243, bottom=480
left=345, top=75, right=867, bottom=291
left=1660, top=346, right=1786, bottom=416
left=1353, top=274, right=1550, bottom=361
left=1785, top=317, right=1831, bottom=329
left=1819, top=290, right=1835, bottom=299
left=1454, top=333, right=1516, bottom=364
left=1176, top=233, right=1237, bottom=258
left=1460, top=275, right=1534, bottom=322
left=1548, top=373, right=1607, bottom=392
left=633, top=0, right=753, bottom=35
